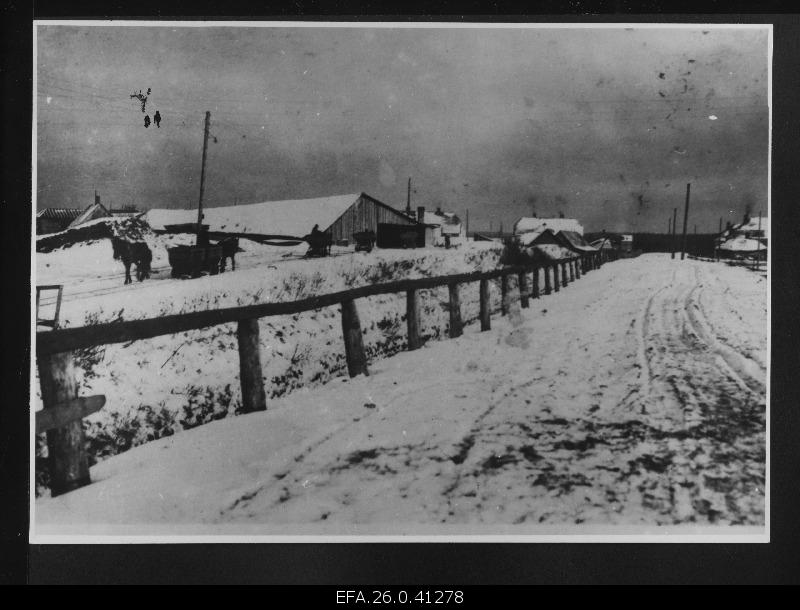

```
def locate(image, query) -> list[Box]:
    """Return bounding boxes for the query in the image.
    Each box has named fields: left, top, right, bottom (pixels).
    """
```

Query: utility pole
left=680, top=182, right=690, bottom=260
left=406, top=177, right=412, bottom=216
left=196, top=110, right=211, bottom=245
left=717, top=217, right=723, bottom=261
left=465, top=209, right=469, bottom=238
left=671, top=207, right=678, bottom=259
left=754, top=210, right=762, bottom=272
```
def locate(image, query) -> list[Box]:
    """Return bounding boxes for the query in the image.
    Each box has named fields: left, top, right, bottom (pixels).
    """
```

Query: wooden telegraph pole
left=196, top=110, right=211, bottom=246
left=671, top=207, right=678, bottom=259
left=754, top=210, right=762, bottom=272
left=680, top=183, right=691, bottom=260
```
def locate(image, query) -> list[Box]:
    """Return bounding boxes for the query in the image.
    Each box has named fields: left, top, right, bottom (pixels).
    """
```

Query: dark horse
left=217, top=237, right=240, bottom=272
left=111, top=237, right=152, bottom=285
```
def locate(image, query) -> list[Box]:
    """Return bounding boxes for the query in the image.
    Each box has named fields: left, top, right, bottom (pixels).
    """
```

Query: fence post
left=37, top=352, right=91, bottom=496
left=237, top=318, right=267, bottom=413
left=531, top=266, right=540, bottom=299
left=501, top=274, right=509, bottom=315
left=544, top=264, right=552, bottom=295
left=479, top=278, right=491, bottom=331
left=448, top=282, right=463, bottom=338
left=553, top=262, right=560, bottom=292
left=518, top=271, right=529, bottom=308
left=341, top=299, right=369, bottom=377
left=406, top=289, right=422, bottom=350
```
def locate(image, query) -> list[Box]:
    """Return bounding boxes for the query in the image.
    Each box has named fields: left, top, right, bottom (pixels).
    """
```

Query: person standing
left=154, top=110, right=161, bottom=128
left=144, top=115, right=151, bottom=128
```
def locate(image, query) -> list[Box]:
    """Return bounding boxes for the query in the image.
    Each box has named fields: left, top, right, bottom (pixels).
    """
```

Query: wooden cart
left=353, top=230, right=376, bottom=253
left=167, top=245, right=224, bottom=278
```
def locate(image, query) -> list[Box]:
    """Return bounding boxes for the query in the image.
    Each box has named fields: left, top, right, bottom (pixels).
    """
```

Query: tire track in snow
left=682, top=268, right=765, bottom=396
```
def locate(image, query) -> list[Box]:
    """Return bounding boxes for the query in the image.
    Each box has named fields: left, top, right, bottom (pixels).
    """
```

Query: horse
left=303, top=227, right=332, bottom=257
left=217, top=237, right=240, bottom=272
left=111, top=237, right=152, bottom=285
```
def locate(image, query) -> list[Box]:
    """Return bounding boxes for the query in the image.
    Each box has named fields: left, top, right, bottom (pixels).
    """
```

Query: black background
left=3, top=1, right=799, bottom=586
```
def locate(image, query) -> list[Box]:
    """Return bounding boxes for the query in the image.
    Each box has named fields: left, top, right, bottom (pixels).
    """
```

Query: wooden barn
left=146, top=192, right=421, bottom=246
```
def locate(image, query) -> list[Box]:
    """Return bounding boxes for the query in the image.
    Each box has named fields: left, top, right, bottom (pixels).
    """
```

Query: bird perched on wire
left=129, top=87, right=151, bottom=113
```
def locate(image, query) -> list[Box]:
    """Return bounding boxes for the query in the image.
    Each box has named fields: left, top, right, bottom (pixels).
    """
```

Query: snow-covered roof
left=557, top=230, right=597, bottom=252
left=719, top=235, right=765, bottom=252
left=733, top=215, right=769, bottom=239
left=421, top=211, right=461, bottom=227
left=524, top=243, right=575, bottom=261
left=514, top=217, right=584, bottom=236
left=517, top=228, right=552, bottom=246
left=68, top=202, right=112, bottom=228
left=590, top=238, right=616, bottom=250
left=146, top=193, right=365, bottom=237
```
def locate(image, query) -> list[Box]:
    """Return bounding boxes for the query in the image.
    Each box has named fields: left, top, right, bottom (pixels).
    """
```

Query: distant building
left=68, top=201, right=112, bottom=229
left=108, top=205, right=141, bottom=218
left=620, top=234, right=633, bottom=253
left=146, top=192, right=422, bottom=247
left=716, top=212, right=768, bottom=258
left=513, top=216, right=584, bottom=236
left=411, top=206, right=464, bottom=246
left=555, top=230, right=599, bottom=255
left=36, top=192, right=121, bottom=235
left=515, top=228, right=575, bottom=260
left=36, top=207, right=83, bottom=235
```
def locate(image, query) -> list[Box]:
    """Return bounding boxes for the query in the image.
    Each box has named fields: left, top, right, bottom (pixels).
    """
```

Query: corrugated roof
left=37, top=208, right=83, bottom=220
left=146, top=193, right=365, bottom=237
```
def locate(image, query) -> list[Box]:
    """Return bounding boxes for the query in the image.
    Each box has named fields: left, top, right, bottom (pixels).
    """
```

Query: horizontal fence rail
left=39, top=263, right=558, bottom=357
left=34, top=249, right=615, bottom=495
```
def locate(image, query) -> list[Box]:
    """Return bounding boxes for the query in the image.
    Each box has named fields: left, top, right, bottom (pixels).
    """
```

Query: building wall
left=327, top=194, right=417, bottom=243
left=37, top=217, right=73, bottom=235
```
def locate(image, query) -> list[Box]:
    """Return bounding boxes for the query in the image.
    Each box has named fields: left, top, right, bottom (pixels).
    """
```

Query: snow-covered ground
left=34, top=254, right=767, bottom=535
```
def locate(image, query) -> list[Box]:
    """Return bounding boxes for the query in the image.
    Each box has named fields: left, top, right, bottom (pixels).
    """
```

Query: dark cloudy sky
left=36, top=24, right=769, bottom=233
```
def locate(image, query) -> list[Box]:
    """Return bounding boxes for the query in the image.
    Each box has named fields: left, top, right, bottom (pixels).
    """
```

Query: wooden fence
left=35, top=249, right=613, bottom=495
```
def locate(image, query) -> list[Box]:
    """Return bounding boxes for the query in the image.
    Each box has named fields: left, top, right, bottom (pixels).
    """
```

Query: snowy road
left=35, top=254, right=767, bottom=534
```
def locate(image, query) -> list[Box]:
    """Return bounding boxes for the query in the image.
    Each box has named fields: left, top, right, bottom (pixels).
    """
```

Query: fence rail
left=35, top=249, right=614, bottom=495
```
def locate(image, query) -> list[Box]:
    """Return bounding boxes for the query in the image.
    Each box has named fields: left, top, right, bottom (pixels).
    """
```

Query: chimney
left=417, top=206, right=425, bottom=223
left=95, top=190, right=100, bottom=205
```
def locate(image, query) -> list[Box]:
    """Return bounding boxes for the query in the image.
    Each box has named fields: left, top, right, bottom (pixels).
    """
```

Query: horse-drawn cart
left=353, top=230, right=376, bottom=253
left=167, top=244, right=224, bottom=278
left=305, top=231, right=333, bottom=257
